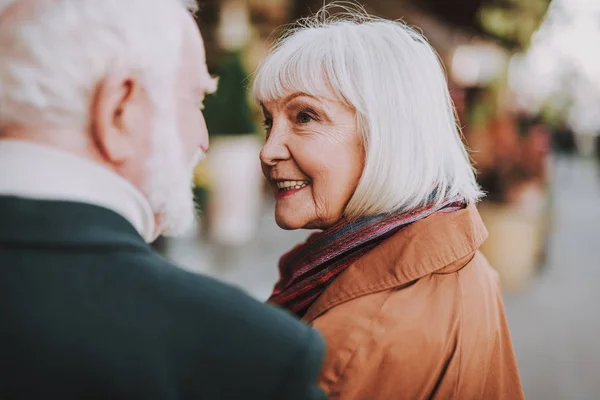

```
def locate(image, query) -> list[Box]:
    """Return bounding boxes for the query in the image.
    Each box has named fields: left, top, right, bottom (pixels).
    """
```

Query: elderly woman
left=253, top=8, right=524, bottom=400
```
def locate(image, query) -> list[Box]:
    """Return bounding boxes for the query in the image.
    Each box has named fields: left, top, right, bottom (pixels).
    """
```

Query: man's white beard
left=143, top=109, right=204, bottom=238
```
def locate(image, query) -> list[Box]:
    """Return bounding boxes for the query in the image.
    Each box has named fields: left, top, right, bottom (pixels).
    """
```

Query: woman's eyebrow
left=282, top=92, right=318, bottom=104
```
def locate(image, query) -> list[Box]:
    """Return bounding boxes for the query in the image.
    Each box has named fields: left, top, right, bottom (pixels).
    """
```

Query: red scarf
left=268, top=196, right=466, bottom=317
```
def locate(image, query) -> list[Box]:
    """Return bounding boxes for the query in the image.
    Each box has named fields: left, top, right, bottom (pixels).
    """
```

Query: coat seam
left=454, top=270, right=464, bottom=400
left=480, top=317, right=500, bottom=397
left=480, top=262, right=502, bottom=398
left=330, top=289, right=395, bottom=398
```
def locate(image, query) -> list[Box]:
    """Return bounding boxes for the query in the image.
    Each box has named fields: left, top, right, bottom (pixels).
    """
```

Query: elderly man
left=0, top=1, right=325, bottom=399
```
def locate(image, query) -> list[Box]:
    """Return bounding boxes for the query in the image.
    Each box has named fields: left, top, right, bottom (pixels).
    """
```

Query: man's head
left=0, top=0, right=217, bottom=237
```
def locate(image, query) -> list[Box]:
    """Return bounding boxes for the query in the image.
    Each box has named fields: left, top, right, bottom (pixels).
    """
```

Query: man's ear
left=90, top=73, right=146, bottom=165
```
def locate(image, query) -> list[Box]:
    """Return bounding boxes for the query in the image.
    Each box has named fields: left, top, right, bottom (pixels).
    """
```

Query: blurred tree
left=193, top=0, right=220, bottom=68
left=291, top=0, right=552, bottom=51
left=202, top=51, right=256, bottom=136
left=477, top=0, right=551, bottom=50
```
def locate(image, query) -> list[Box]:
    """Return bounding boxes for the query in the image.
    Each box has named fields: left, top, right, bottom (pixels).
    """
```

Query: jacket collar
left=0, top=140, right=156, bottom=242
left=0, top=196, right=150, bottom=251
left=304, top=204, right=488, bottom=323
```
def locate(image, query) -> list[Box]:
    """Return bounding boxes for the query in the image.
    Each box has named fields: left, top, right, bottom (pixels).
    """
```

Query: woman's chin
left=274, top=214, right=304, bottom=230
left=274, top=207, right=314, bottom=230
left=274, top=206, right=339, bottom=230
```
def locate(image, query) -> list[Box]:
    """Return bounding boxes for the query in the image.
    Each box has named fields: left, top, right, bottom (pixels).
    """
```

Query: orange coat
left=305, top=205, right=524, bottom=399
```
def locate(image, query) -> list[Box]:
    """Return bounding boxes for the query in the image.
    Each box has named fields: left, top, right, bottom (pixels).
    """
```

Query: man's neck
left=0, top=139, right=156, bottom=242
left=0, top=126, right=111, bottom=166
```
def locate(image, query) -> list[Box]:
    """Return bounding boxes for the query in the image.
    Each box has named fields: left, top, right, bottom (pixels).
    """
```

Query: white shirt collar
left=0, top=140, right=156, bottom=242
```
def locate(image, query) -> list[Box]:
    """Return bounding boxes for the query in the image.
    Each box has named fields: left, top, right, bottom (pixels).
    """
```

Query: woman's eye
left=263, top=119, right=273, bottom=130
left=297, top=112, right=314, bottom=124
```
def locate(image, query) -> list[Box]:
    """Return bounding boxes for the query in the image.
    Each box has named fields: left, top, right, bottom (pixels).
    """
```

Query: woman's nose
left=260, top=129, right=291, bottom=166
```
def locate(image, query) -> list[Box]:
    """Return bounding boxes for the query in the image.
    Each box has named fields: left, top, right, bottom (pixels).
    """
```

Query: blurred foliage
left=466, top=86, right=498, bottom=130
left=413, top=0, right=551, bottom=50
left=477, top=0, right=551, bottom=49
left=194, top=161, right=211, bottom=189
left=203, top=50, right=256, bottom=135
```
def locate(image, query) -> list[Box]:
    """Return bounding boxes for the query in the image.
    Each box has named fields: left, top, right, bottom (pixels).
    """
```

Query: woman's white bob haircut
left=253, top=4, right=484, bottom=218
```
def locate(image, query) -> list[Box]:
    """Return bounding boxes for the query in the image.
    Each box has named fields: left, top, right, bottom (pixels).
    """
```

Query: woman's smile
left=274, top=179, right=311, bottom=199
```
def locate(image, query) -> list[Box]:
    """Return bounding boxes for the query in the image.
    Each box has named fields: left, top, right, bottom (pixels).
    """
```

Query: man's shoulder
left=129, top=249, right=286, bottom=319
left=1, top=242, right=325, bottom=399
left=129, top=251, right=326, bottom=398
left=125, top=248, right=324, bottom=355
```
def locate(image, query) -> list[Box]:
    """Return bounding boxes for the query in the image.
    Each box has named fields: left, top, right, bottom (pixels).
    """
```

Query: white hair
left=0, top=0, right=196, bottom=129
left=144, top=104, right=204, bottom=236
left=0, top=0, right=202, bottom=237
left=253, top=5, right=484, bottom=218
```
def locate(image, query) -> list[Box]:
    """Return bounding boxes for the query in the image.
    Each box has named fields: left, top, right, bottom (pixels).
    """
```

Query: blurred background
left=156, top=0, right=600, bottom=398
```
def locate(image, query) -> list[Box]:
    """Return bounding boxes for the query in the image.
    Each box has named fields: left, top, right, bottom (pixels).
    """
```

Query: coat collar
left=303, top=204, right=488, bottom=323
left=0, top=196, right=150, bottom=251
left=0, top=140, right=156, bottom=242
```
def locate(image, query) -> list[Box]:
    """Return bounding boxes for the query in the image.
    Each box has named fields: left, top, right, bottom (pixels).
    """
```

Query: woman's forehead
left=261, top=90, right=344, bottom=112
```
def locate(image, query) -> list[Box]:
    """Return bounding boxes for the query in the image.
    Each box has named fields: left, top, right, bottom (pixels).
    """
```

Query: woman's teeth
left=276, top=180, right=310, bottom=192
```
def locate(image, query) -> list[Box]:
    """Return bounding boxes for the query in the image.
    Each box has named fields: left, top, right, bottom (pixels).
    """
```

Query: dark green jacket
left=0, top=196, right=326, bottom=399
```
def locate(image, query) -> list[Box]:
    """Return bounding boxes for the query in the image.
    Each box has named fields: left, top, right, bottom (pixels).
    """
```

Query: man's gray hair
left=180, top=0, right=198, bottom=13
left=0, top=0, right=197, bottom=130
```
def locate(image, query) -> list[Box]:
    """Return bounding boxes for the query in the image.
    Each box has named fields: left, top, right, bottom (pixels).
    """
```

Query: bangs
left=252, top=29, right=346, bottom=105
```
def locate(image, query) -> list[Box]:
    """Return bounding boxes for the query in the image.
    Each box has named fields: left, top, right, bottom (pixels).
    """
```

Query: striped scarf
left=268, top=196, right=465, bottom=317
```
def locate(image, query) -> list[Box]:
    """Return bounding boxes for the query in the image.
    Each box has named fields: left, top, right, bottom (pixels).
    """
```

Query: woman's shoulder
left=311, top=282, right=461, bottom=398
left=311, top=255, right=509, bottom=398
left=312, top=249, right=502, bottom=339
left=312, top=274, right=464, bottom=349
